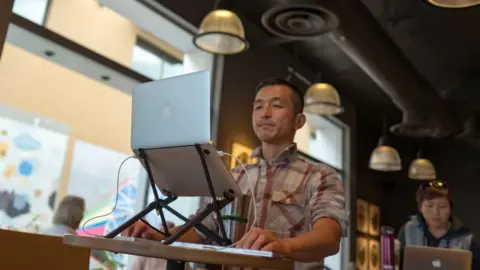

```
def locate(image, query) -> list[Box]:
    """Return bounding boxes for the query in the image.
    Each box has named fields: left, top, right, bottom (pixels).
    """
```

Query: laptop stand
left=105, top=144, right=234, bottom=247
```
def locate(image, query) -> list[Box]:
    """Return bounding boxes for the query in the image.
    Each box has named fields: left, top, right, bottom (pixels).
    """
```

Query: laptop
left=131, top=71, right=243, bottom=198
left=403, top=245, right=472, bottom=270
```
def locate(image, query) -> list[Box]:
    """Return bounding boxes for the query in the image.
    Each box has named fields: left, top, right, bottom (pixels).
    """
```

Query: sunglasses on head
left=421, top=180, right=449, bottom=193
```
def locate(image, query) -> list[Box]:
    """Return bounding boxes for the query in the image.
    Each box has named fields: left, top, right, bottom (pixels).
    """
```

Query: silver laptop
left=404, top=245, right=472, bottom=270
left=131, top=71, right=243, bottom=198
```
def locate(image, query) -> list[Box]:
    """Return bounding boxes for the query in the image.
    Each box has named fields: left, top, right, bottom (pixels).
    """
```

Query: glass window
left=295, top=114, right=344, bottom=170
left=13, top=0, right=49, bottom=25
left=131, top=39, right=184, bottom=80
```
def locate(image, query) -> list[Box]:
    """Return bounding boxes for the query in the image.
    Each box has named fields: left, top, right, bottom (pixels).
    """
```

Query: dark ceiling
left=153, top=0, right=480, bottom=138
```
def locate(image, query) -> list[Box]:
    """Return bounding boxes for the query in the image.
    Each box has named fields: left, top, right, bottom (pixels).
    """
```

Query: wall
left=0, top=43, right=132, bottom=198
left=46, top=0, right=137, bottom=67
left=0, top=0, right=13, bottom=59
left=45, top=0, right=183, bottom=67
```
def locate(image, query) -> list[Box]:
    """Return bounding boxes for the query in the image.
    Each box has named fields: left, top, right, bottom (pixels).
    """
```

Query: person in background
left=123, top=77, right=347, bottom=269
left=42, top=195, right=85, bottom=236
left=131, top=221, right=178, bottom=270
left=397, top=180, right=480, bottom=270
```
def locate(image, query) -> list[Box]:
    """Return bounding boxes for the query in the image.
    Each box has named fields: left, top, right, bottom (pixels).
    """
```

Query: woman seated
left=397, top=180, right=479, bottom=270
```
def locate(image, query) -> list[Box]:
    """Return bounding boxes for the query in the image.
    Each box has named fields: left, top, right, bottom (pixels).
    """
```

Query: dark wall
left=0, top=0, right=13, bottom=59
left=216, top=45, right=359, bottom=261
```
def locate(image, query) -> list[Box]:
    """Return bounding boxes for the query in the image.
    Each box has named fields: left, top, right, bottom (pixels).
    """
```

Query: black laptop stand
left=105, top=144, right=234, bottom=248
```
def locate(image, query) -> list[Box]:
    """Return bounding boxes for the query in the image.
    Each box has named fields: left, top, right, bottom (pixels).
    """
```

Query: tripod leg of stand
left=166, top=260, right=185, bottom=270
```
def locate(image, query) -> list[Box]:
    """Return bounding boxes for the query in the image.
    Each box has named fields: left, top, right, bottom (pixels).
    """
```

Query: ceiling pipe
left=262, top=0, right=460, bottom=138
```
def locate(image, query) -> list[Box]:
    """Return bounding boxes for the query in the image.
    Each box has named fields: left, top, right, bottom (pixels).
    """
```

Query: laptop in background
left=403, top=245, right=472, bottom=270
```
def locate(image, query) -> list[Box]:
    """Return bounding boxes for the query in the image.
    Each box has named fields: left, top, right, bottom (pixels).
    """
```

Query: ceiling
left=152, top=0, right=480, bottom=137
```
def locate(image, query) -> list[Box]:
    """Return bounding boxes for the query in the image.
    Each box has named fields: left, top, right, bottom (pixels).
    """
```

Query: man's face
left=252, top=85, right=303, bottom=143
left=420, top=197, right=451, bottom=229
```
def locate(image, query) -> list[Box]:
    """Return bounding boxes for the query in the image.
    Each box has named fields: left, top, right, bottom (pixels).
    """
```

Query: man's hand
left=121, top=220, right=163, bottom=241
left=236, top=228, right=291, bottom=255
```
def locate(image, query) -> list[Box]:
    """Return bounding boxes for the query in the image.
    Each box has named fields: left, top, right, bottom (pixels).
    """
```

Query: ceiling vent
left=261, top=4, right=339, bottom=40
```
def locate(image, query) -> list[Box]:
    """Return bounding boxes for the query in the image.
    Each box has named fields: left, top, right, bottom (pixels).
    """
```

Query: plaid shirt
left=200, top=144, right=348, bottom=270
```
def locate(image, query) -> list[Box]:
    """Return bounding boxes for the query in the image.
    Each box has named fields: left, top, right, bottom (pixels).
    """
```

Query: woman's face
left=420, top=197, right=451, bottom=229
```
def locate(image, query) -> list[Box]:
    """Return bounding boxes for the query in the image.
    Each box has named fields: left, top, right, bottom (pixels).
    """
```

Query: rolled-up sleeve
left=308, top=164, right=349, bottom=237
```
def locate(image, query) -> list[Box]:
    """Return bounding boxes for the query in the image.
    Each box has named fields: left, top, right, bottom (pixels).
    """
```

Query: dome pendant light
left=369, top=118, right=402, bottom=172
left=304, top=82, right=343, bottom=115
left=193, top=0, right=248, bottom=55
left=408, top=147, right=436, bottom=180
left=304, top=72, right=343, bottom=116
left=427, top=0, right=479, bottom=8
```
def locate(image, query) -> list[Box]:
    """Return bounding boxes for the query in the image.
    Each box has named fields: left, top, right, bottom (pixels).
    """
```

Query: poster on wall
left=357, top=199, right=369, bottom=234
left=0, top=113, right=69, bottom=231
left=356, top=236, right=369, bottom=270
left=230, top=142, right=257, bottom=169
left=368, top=239, right=380, bottom=270
left=66, top=140, right=142, bottom=269
left=368, top=203, right=381, bottom=236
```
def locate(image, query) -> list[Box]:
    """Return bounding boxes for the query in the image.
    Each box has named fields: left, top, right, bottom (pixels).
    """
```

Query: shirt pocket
left=266, top=190, right=308, bottom=238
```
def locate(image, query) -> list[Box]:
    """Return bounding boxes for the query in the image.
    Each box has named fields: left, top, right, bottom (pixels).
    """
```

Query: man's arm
left=240, top=164, right=347, bottom=262
left=278, top=165, right=346, bottom=261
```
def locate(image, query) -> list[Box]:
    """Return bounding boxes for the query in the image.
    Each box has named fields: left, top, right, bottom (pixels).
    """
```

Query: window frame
left=132, top=37, right=183, bottom=80
left=12, top=0, right=51, bottom=26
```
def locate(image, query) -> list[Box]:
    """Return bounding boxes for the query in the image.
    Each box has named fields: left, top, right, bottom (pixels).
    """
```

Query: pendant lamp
left=427, top=0, right=479, bottom=8
left=408, top=148, right=436, bottom=180
left=193, top=2, right=248, bottom=55
left=369, top=118, right=402, bottom=172
left=304, top=73, right=343, bottom=115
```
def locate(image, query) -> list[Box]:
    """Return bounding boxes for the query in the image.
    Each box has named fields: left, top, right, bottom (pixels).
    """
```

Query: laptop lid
left=131, top=71, right=211, bottom=150
left=403, top=245, right=472, bottom=270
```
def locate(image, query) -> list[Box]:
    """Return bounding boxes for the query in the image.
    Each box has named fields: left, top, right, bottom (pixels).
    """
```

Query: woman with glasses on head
left=397, top=180, right=479, bottom=270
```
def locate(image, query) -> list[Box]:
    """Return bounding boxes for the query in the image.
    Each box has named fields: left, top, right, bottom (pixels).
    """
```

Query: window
left=295, top=114, right=344, bottom=170
left=131, top=39, right=184, bottom=80
left=13, top=0, right=49, bottom=25
left=294, top=113, right=348, bottom=270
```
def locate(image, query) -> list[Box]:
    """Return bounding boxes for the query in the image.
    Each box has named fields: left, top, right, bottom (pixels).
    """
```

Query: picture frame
left=368, top=239, right=380, bottom=270
left=357, top=199, right=369, bottom=234
left=356, top=236, right=369, bottom=270
left=230, top=142, right=255, bottom=169
left=368, top=203, right=380, bottom=236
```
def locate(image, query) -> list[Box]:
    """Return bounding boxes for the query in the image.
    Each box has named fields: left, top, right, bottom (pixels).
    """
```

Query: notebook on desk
left=114, top=236, right=283, bottom=258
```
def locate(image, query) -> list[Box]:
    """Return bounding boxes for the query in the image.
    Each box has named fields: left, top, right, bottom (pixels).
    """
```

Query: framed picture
left=230, top=142, right=255, bottom=169
left=368, top=239, right=380, bottom=270
left=368, top=203, right=380, bottom=236
left=356, top=236, right=369, bottom=270
left=357, top=199, right=369, bottom=234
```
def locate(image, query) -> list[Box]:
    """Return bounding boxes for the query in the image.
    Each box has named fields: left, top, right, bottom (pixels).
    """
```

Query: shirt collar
left=251, top=143, right=298, bottom=166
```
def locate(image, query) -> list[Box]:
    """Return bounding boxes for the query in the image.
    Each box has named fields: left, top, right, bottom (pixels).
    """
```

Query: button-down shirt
left=200, top=144, right=348, bottom=270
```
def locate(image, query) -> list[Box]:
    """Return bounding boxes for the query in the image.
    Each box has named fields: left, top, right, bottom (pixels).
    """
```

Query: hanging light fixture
left=304, top=82, right=343, bottom=115
left=427, top=0, right=479, bottom=8
left=369, top=118, right=402, bottom=172
left=408, top=147, right=436, bottom=180
left=193, top=1, right=248, bottom=55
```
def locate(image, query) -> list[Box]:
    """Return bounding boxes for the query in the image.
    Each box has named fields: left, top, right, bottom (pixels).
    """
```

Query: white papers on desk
left=169, top=242, right=278, bottom=258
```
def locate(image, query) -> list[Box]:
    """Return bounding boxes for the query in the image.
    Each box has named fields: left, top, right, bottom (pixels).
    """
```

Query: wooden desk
left=0, top=229, right=90, bottom=270
left=64, top=235, right=294, bottom=270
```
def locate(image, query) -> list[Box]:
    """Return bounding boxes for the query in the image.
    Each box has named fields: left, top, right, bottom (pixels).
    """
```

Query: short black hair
left=255, top=77, right=304, bottom=114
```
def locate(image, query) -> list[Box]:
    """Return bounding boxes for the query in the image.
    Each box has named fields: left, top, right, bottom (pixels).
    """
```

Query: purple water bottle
left=381, top=226, right=396, bottom=270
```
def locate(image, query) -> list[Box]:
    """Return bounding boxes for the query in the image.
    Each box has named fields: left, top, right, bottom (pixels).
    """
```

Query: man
left=42, top=195, right=85, bottom=236
left=123, top=78, right=347, bottom=268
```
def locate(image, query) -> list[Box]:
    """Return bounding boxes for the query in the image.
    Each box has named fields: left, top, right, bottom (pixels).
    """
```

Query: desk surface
left=64, top=235, right=294, bottom=270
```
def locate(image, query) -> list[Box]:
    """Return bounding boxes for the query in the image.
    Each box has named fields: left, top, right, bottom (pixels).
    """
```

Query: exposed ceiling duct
left=455, top=111, right=480, bottom=148
left=259, top=0, right=461, bottom=138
